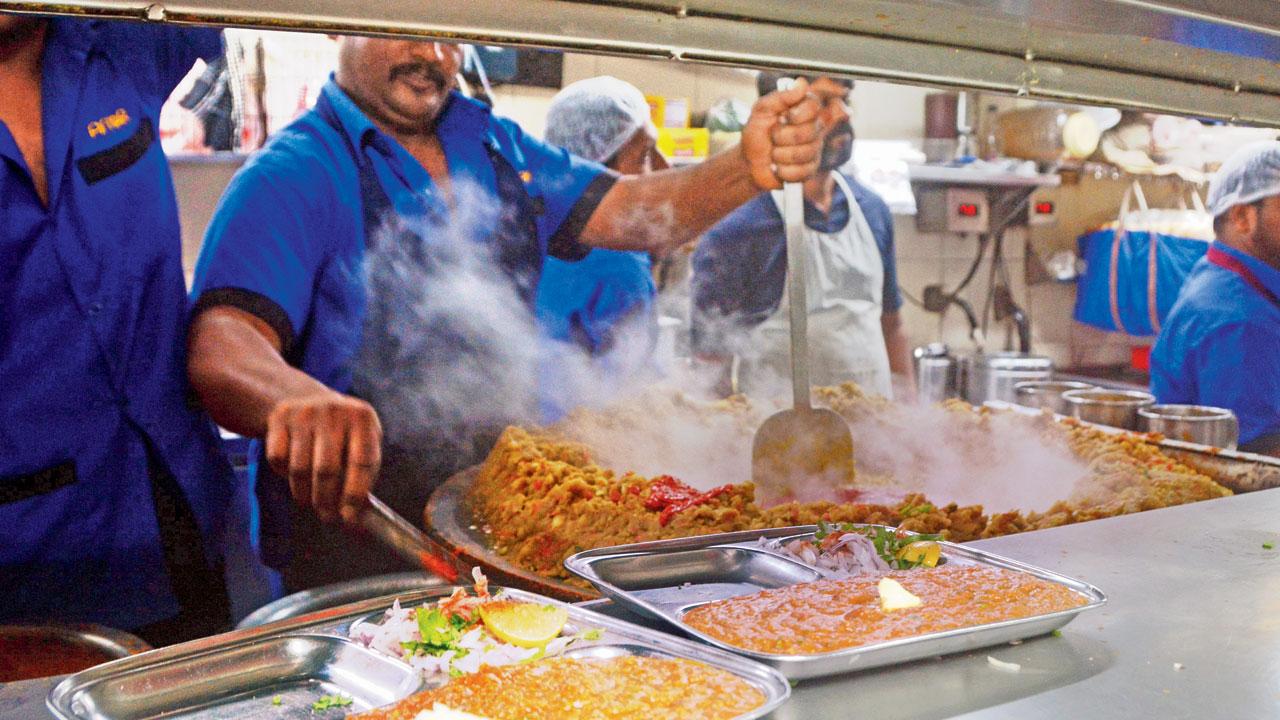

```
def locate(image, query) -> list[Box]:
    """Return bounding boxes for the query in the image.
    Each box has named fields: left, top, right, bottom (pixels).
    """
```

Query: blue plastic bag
left=1074, top=226, right=1209, bottom=337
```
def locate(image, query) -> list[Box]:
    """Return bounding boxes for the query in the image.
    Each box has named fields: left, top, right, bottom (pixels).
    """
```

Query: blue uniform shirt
left=193, top=78, right=612, bottom=393
left=1151, top=243, right=1280, bottom=447
left=192, top=78, right=614, bottom=569
left=690, top=173, right=901, bottom=356
left=534, top=249, right=657, bottom=421
left=0, top=19, right=232, bottom=630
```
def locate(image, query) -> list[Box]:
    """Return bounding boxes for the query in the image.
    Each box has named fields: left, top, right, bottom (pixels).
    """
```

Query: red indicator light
left=1035, top=201, right=1055, bottom=215
left=957, top=203, right=980, bottom=217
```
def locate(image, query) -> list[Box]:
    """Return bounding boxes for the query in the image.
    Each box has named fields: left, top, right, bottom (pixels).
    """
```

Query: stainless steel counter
left=612, top=488, right=1280, bottom=719
left=7, top=488, right=1280, bottom=718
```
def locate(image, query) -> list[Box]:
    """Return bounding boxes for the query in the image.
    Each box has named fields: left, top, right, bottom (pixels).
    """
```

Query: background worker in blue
left=1151, top=142, right=1280, bottom=454
left=534, top=76, right=669, bottom=422
left=0, top=13, right=236, bottom=644
left=186, top=37, right=824, bottom=590
left=691, top=72, right=915, bottom=400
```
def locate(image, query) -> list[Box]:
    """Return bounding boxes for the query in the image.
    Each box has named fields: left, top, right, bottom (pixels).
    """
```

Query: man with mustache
left=186, top=38, right=824, bottom=590
left=691, top=72, right=915, bottom=401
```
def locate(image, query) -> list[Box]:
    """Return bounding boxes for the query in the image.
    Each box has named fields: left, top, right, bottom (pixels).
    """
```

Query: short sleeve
left=583, top=254, right=655, bottom=350
left=690, top=198, right=783, bottom=357
left=875, top=223, right=903, bottom=312
left=1192, top=322, right=1280, bottom=445
left=502, top=119, right=618, bottom=260
left=105, top=22, right=223, bottom=104
left=190, top=150, right=334, bottom=355
left=852, top=184, right=903, bottom=313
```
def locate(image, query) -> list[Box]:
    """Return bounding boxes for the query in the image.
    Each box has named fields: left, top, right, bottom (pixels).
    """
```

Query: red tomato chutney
left=682, top=564, right=1088, bottom=655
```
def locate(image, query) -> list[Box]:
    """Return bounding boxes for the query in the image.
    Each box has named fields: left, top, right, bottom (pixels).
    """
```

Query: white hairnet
left=545, top=76, right=657, bottom=164
left=1207, top=140, right=1280, bottom=217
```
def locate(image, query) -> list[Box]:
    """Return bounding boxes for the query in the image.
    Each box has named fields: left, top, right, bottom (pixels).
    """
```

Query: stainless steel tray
left=565, top=526, right=1107, bottom=680
left=47, top=586, right=789, bottom=719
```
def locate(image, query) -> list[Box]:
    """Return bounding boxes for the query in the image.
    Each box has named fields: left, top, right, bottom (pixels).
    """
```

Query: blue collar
left=318, top=77, right=492, bottom=158
left=47, top=18, right=97, bottom=62
left=1213, top=242, right=1280, bottom=301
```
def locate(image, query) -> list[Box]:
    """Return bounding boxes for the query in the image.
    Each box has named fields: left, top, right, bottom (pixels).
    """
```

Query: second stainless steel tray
left=47, top=586, right=789, bottom=719
left=565, top=526, right=1107, bottom=680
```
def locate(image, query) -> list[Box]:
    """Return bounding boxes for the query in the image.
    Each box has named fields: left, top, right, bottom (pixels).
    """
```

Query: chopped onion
left=987, top=656, right=1022, bottom=673
left=761, top=533, right=891, bottom=579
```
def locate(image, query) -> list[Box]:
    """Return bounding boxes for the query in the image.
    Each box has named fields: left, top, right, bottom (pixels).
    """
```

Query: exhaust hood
left=3, top=0, right=1278, bottom=125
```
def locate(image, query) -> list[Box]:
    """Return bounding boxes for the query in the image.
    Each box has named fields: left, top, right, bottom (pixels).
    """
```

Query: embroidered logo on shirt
left=520, top=170, right=533, bottom=184
left=87, top=108, right=131, bottom=138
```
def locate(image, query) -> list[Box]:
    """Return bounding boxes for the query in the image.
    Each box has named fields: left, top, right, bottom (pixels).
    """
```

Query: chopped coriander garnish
left=813, top=521, right=942, bottom=568
left=900, top=503, right=936, bottom=518
left=1051, top=629, right=1063, bottom=638
left=580, top=628, right=604, bottom=641
left=311, top=694, right=352, bottom=712
left=401, top=606, right=473, bottom=657
left=1264, top=542, right=1275, bottom=550
left=271, top=695, right=282, bottom=706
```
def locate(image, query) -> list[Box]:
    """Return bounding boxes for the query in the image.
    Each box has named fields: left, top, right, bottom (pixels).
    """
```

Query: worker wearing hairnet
left=1151, top=141, right=1280, bottom=454
left=534, top=76, right=668, bottom=421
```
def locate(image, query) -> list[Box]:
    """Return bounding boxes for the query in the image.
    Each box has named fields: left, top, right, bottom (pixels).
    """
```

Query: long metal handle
left=775, top=77, right=812, bottom=411
left=359, top=494, right=462, bottom=583
left=783, top=181, right=811, bottom=410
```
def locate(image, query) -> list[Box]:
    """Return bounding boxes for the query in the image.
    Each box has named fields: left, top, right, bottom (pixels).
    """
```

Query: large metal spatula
left=751, top=143, right=854, bottom=500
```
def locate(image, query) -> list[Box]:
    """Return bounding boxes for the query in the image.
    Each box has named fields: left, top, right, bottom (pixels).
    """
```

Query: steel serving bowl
left=1014, top=380, right=1096, bottom=415
left=1139, top=404, right=1240, bottom=450
left=963, top=352, right=1054, bottom=404
left=236, top=572, right=453, bottom=629
left=1062, top=388, right=1156, bottom=430
left=0, top=624, right=150, bottom=681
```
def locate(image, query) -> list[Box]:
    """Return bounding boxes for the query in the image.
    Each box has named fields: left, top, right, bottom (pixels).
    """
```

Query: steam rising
left=842, top=403, right=1090, bottom=514
left=350, top=178, right=676, bottom=460
left=349, top=177, right=1090, bottom=516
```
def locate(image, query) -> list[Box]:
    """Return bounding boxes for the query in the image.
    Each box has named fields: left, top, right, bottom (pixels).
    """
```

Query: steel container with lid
left=1062, top=388, right=1155, bottom=430
left=1014, top=380, right=1096, bottom=415
left=963, top=352, right=1054, bottom=405
left=913, top=343, right=959, bottom=405
left=1139, top=404, right=1239, bottom=450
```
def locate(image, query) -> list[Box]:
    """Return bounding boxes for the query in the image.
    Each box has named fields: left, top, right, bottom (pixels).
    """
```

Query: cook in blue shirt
left=535, top=76, right=669, bottom=422
left=187, top=38, right=826, bottom=590
left=691, top=73, right=915, bottom=400
left=1151, top=142, right=1280, bottom=453
left=0, top=15, right=235, bottom=643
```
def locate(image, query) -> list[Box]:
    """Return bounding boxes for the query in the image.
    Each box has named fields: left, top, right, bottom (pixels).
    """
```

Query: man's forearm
left=581, top=148, right=760, bottom=253
left=882, top=313, right=915, bottom=384
left=187, top=306, right=331, bottom=438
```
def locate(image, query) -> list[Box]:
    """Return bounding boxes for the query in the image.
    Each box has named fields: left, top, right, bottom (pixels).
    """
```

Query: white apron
left=741, top=173, right=894, bottom=399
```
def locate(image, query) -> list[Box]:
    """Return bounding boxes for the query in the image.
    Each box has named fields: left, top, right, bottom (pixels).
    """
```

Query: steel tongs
left=357, top=493, right=465, bottom=583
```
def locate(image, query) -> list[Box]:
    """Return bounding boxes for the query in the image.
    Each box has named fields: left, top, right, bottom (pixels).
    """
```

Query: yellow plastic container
left=656, top=127, right=709, bottom=161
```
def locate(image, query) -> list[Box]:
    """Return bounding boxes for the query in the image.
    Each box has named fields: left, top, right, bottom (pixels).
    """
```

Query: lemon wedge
left=877, top=577, right=922, bottom=612
left=896, top=540, right=942, bottom=568
left=478, top=601, right=568, bottom=648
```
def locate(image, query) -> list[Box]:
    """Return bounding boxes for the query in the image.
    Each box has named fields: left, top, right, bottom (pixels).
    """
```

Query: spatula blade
left=751, top=407, right=854, bottom=503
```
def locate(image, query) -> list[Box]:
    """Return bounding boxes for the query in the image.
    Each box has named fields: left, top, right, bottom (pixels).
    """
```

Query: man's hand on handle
left=741, top=77, right=823, bottom=190
left=264, top=392, right=382, bottom=525
left=188, top=305, right=384, bottom=526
